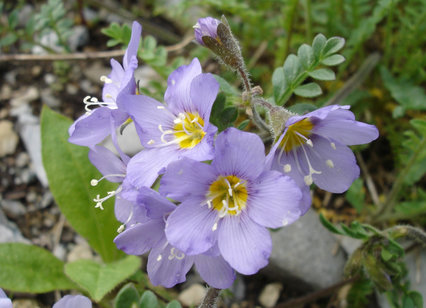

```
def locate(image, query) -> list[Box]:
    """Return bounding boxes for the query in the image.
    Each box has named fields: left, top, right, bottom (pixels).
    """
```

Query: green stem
left=304, top=0, right=312, bottom=42
left=373, top=137, right=426, bottom=220
left=198, top=288, right=221, bottom=308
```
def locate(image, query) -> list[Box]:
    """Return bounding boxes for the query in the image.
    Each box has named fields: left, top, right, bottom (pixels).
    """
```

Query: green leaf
left=381, top=248, right=393, bottom=262
left=322, top=37, right=345, bottom=57
left=0, top=243, right=76, bottom=293
left=114, top=283, right=140, bottom=308
left=287, top=103, right=317, bottom=114
left=294, top=82, right=322, bottom=97
left=319, top=213, right=342, bottom=235
left=0, top=33, right=18, bottom=47
left=139, top=291, right=158, bottom=308
left=272, top=67, right=285, bottom=102
left=297, top=44, right=314, bottom=69
left=283, top=54, right=302, bottom=83
left=237, top=119, right=250, bottom=130
left=406, top=291, right=423, bottom=308
left=41, top=106, right=123, bottom=262
left=346, top=178, right=365, bottom=213
left=166, top=300, right=182, bottom=308
left=65, top=256, right=141, bottom=302
left=312, top=34, right=327, bottom=59
left=308, top=68, right=336, bottom=81
left=8, top=10, right=18, bottom=29
left=321, top=54, right=346, bottom=66
left=213, top=75, right=239, bottom=96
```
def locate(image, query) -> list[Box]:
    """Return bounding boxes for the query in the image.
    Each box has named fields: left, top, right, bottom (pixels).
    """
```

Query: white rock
left=10, top=87, right=39, bottom=107
left=258, top=283, right=283, bottom=308
left=0, top=121, right=18, bottom=157
left=68, top=25, right=89, bottom=52
left=263, top=209, right=346, bottom=290
left=178, top=284, right=207, bottom=307
left=15, top=152, right=30, bottom=168
left=0, top=209, right=29, bottom=244
left=1, top=199, right=26, bottom=217
left=41, top=88, right=61, bottom=108
left=67, top=243, right=94, bottom=263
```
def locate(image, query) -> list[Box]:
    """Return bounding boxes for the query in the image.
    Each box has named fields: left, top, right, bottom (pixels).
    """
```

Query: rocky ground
left=0, top=2, right=424, bottom=308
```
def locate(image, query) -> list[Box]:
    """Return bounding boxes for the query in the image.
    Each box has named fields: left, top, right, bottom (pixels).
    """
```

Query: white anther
left=168, top=247, right=185, bottom=260
left=212, top=222, right=218, bottom=231
left=326, top=159, right=334, bottom=168
left=105, top=94, right=113, bottom=98
left=282, top=218, right=289, bottom=226
left=234, top=182, right=241, bottom=188
left=90, top=179, right=98, bottom=186
left=193, top=23, right=200, bottom=29
left=147, top=139, right=155, bottom=145
left=283, top=164, right=292, bottom=173
left=306, top=139, right=313, bottom=147
left=100, top=75, right=113, bottom=83
left=157, top=254, right=162, bottom=261
left=171, top=79, right=176, bottom=85
left=117, top=224, right=125, bottom=233
left=157, top=105, right=165, bottom=109
left=304, top=175, right=313, bottom=186
left=330, top=142, right=336, bottom=150
left=207, top=200, right=212, bottom=208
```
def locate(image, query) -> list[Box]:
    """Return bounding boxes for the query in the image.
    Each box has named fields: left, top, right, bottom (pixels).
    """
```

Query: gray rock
left=68, top=25, right=89, bottom=52
left=377, top=247, right=426, bottom=308
left=10, top=87, right=39, bottom=108
left=0, top=208, right=29, bottom=244
left=263, top=209, right=347, bottom=290
left=100, top=122, right=143, bottom=156
left=83, top=62, right=111, bottom=85
left=18, top=5, right=34, bottom=27
left=0, top=121, right=19, bottom=157
left=259, top=283, right=283, bottom=308
left=12, top=104, right=48, bottom=187
left=32, top=31, right=64, bottom=54
left=15, top=152, right=30, bottom=168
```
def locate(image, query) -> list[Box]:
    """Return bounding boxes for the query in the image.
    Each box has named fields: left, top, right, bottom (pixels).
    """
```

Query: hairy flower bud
left=194, top=16, right=244, bottom=70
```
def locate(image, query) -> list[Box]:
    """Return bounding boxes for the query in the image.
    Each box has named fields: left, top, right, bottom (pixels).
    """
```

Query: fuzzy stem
left=198, top=288, right=221, bottom=308
left=386, top=225, right=426, bottom=246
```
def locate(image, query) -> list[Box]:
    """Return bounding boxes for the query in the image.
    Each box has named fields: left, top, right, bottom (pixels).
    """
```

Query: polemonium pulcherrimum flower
left=159, top=128, right=303, bottom=275
left=68, top=21, right=142, bottom=147
left=121, top=58, right=219, bottom=189
left=52, top=295, right=92, bottom=308
left=193, top=17, right=220, bottom=46
left=272, top=105, right=379, bottom=193
left=114, top=188, right=235, bottom=288
left=0, top=289, right=12, bottom=308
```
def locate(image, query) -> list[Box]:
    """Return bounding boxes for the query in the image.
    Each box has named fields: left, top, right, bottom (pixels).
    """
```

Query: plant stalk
left=198, top=288, right=221, bottom=308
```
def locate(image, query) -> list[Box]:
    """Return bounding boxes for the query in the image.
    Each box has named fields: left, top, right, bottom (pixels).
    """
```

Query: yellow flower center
left=173, top=112, right=206, bottom=149
left=206, top=175, right=248, bottom=217
left=280, top=118, right=314, bottom=152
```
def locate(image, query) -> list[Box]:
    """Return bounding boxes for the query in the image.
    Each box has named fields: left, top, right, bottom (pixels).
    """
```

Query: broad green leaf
left=294, top=82, right=322, bottom=97
left=321, top=54, right=345, bottom=66
left=406, top=291, right=423, bottom=308
left=0, top=33, right=18, bottom=47
left=41, top=106, right=123, bottom=262
left=381, top=248, right=393, bottom=262
left=114, top=283, right=140, bottom=308
left=308, top=68, right=336, bottom=81
left=346, top=178, right=365, bottom=213
left=322, top=37, right=345, bottom=56
left=166, top=300, right=182, bottom=308
left=139, top=290, right=159, bottom=308
left=0, top=243, right=76, bottom=293
left=287, top=103, right=317, bottom=114
left=65, top=256, right=141, bottom=302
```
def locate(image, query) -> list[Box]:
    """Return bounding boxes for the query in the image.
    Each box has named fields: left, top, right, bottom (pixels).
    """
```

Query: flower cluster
left=69, top=19, right=378, bottom=289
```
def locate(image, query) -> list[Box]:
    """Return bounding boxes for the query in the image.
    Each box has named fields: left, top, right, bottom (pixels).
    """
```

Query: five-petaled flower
left=121, top=57, right=219, bottom=189
left=160, top=128, right=303, bottom=275
left=114, top=188, right=235, bottom=288
left=193, top=17, right=221, bottom=46
left=271, top=105, right=379, bottom=193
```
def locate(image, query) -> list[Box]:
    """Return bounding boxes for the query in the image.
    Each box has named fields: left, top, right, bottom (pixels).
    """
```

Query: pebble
left=12, top=299, right=40, bottom=308
left=258, top=283, right=283, bottom=308
left=0, top=208, right=29, bottom=244
left=68, top=25, right=89, bottom=52
left=1, top=199, right=26, bottom=218
left=83, top=62, right=111, bottom=85
left=44, top=74, right=56, bottom=85
left=0, top=84, right=12, bottom=100
left=53, top=244, right=67, bottom=261
left=178, top=284, right=207, bottom=307
left=67, top=243, right=94, bottom=262
left=41, top=88, right=61, bottom=108
left=0, top=121, right=19, bottom=157
left=10, top=87, right=39, bottom=107
left=15, top=152, right=30, bottom=168
left=38, top=191, right=53, bottom=210
left=66, top=83, right=79, bottom=95
left=26, top=191, right=37, bottom=203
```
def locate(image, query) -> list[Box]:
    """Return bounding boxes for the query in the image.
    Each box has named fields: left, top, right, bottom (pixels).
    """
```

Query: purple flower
left=68, top=21, right=142, bottom=147
left=52, top=295, right=92, bottom=308
left=193, top=17, right=220, bottom=46
left=0, top=289, right=12, bottom=308
left=271, top=105, right=379, bottom=193
left=121, top=58, right=219, bottom=189
left=159, top=128, right=303, bottom=275
left=114, top=188, right=235, bottom=289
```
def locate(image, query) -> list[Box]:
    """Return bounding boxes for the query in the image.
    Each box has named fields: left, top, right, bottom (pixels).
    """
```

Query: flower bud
left=194, top=17, right=220, bottom=46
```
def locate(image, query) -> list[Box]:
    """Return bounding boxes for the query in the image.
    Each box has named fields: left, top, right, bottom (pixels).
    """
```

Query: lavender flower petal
left=189, top=73, right=219, bottom=121
left=194, top=17, right=220, bottom=45
left=52, top=295, right=92, bottom=308
left=218, top=213, right=271, bottom=275
left=88, top=146, right=126, bottom=182
left=194, top=254, right=235, bottom=289
left=136, top=187, right=176, bottom=220
left=247, top=170, right=302, bottom=228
